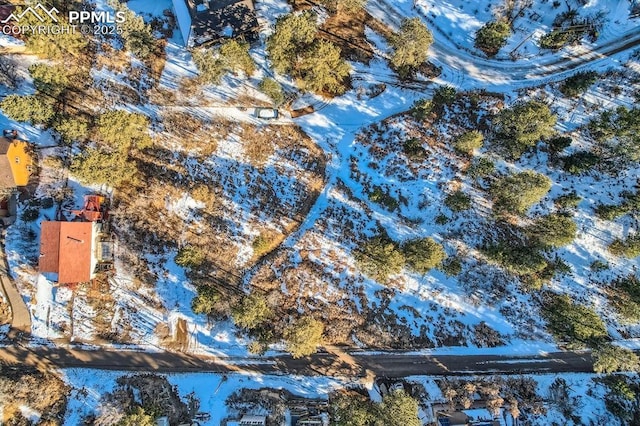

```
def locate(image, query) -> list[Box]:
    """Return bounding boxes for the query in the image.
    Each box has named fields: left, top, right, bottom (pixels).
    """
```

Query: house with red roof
left=38, top=221, right=100, bottom=284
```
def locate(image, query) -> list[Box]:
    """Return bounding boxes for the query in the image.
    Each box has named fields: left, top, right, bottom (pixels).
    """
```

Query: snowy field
left=0, top=0, right=638, bottom=357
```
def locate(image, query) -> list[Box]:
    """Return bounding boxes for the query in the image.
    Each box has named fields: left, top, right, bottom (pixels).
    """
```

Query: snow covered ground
left=1, top=0, right=638, bottom=358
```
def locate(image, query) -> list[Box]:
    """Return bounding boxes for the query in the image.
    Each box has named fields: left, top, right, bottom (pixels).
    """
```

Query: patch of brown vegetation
left=0, top=298, right=10, bottom=325
left=0, top=366, right=69, bottom=425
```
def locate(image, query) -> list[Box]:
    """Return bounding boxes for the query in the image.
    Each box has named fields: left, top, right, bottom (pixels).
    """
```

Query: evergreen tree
left=284, top=316, right=324, bottom=358
left=402, top=238, right=445, bottom=274
left=191, top=285, right=220, bottom=316
left=259, top=78, right=285, bottom=106
left=355, top=234, right=405, bottom=282
left=70, top=148, right=137, bottom=187
left=494, top=100, right=557, bottom=158
left=298, top=41, right=351, bottom=95
left=0, top=94, right=55, bottom=125
left=219, top=40, right=256, bottom=76
left=16, top=8, right=87, bottom=59
left=192, top=48, right=225, bottom=85
left=475, top=20, right=511, bottom=56
left=389, top=18, right=433, bottom=73
left=593, top=344, right=640, bottom=374
left=526, top=213, right=577, bottom=248
left=28, top=63, right=69, bottom=98
left=267, top=12, right=318, bottom=74
left=117, top=406, right=155, bottom=426
left=453, top=130, right=483, bottom=155
left=542, top=294, right=608, bottom=349
left=96, top=110, right=153, bottom=151
left=109, top=0, right=156, bottom=59
left=380, top=390, right=421, bottom=426
left=232, top=294, right=273, bottom=330
left=331, top=391, right=379, bottom=426
left=491, top=171, right=552, bottom=214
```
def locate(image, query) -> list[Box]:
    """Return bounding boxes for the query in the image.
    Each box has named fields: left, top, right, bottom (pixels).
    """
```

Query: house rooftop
left=39, top=221, right=96, bottom=284
left=186, top=0, right=258, bottom=45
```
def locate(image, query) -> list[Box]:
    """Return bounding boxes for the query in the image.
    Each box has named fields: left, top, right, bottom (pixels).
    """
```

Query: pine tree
left=453, top=130, right=484, bottom=155
left=389, top=18, right=433, bottom=72
left=380, top=390, right=421, bottom=426
left=267, top=12, right=318, bottom=74
left=297, top=41, right=351, bottom=95
left=402, top=238, right=445, bottom=274
left=494, top=100, right=557, bottom=158
left=232, top=294, right=273, bottom=330
left=220, top=40, right=255, bottom=76
left=96, top=110, right=153, bottom=151
left=284, top=316, right=324, bottom=358
left=491, top=171, right=552, bottom=214
left=593, top=344, right=640, bottom=373
left=0, top=94, right=55, bottom=125
left=526, top=213, right=577, bottom=247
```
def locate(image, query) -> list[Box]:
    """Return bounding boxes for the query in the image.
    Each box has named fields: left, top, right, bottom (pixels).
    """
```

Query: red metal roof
left=39, top=222, right=94, bottom=284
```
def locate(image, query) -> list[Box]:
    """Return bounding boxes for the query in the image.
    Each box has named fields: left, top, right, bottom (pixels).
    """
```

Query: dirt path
left=0, top=236, right=31, bottom=336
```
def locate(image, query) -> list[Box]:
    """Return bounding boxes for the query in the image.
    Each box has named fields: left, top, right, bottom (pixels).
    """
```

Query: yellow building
left=0, top=136, right=34, bottom=193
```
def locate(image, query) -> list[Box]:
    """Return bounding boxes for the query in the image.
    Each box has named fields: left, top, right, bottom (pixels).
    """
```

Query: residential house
left=171, top=0, right=259, bottom=47
left=39, top=221, right=101, bottom=284
left=0, top=136, right=34, bottom=220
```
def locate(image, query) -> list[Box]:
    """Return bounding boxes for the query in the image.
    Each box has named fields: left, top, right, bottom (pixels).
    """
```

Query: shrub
left=526, top=213, right=577, bottom=248
left=232, top=294, right=273, bottom=330
left=453, top=130, right=483, bottom=155
left=403, top=138, right=427, bottom=160
left=444, top=190, right=472, bottom=212
left=593, top=344, right=640, bottom=373
left=608, top=275, right=640, bottom=323
left=493, top=100, right=557, bottom=158
left=590, top=260, right=609, bottom=272
left=491, top=171, right=552, bottom=214
left=191, top=285, right=219, bottom=316
left=175, top=245, right=205, bottom=268
left=559, top=71, right=598, bottom=97
left=542, top=294, right=608, bottom=349
left=258, top=78, right=285, bottom=106
left=562, top=151, right=600, bottom=174
left=609, top=234, right=640, bottom=258
left=475, top=20, right=511, bottom=56
left=402, top=238, right=446, bottom=274
left=355, top=234, right=405, bottom=282
left=369, top=186, right=399, bottom=211
left=284, top=316, right=324, bottom=358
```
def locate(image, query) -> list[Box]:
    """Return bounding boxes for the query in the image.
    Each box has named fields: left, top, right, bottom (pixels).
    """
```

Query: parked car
left=254, top=107, right=279, bottom=120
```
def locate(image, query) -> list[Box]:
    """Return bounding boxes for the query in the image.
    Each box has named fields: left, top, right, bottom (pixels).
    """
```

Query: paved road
left=0, top=343, right=597, bottom=377
left=0, top=237, right=31, bottom=336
